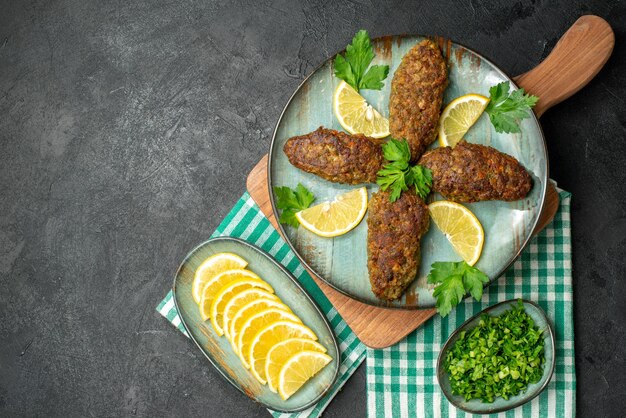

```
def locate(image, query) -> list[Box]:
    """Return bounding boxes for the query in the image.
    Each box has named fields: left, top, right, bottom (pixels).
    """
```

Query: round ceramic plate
left=173, top=237, right=339, bottom=412
left=268, top=36, right=547, bottom=309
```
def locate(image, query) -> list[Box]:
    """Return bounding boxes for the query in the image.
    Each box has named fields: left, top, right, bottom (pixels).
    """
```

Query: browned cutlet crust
left=419, top=140, right=533, bottom=203
left=367, top=190, right=430, bottom=301
left=389, top=39, right=448, bottom=162
left=283, top=127, right=385, bottom=184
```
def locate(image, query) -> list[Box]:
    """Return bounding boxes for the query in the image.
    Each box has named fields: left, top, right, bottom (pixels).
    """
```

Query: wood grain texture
left=248, top=15, right=614, bottom=348
left=515, top=15, right=614, bottom=233
left=514, top=15, right=615, bottom=118
left=533, top=183, right=560, bottom=235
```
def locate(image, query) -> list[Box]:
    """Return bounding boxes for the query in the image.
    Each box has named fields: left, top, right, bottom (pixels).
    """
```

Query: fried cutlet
left=367, top=189, right=430, bottom=300
left=284, top=128, right=532, bottom=204
left=389, top=39, right=448, bottom=162
left=419, top=140, right=533, bottom=203
left=283, top=127, right=385, bottom=184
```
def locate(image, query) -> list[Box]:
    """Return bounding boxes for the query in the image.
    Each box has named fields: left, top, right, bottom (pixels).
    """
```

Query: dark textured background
left=1, top=0, right=624, bottom=416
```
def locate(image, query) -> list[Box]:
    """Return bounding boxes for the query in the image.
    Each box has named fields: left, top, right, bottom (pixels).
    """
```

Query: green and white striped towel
left=157, top=192, right=366, bottom=418
left=366, top=190, right=576, bottom=417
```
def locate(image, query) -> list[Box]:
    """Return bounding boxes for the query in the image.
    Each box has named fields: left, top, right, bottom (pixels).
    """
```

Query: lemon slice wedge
left=438, top=94, right=490, bottom=148
left=333, top=81, right=389, bottom=138
left=222, top=288, right=278, bottom=340
left=198, top=269, right=260, bottom=321
left=237, top=309, right=302, bottom=370
left=428, top=200, right=485, bottom=265
left=295, top=187, right=368, bottom=238
left=248, top=321, right=317, bottom=384
left=192, top=253, right=247, bottom=303
left=209, top=278, right=274, bottom=336
left=229, top=299, right=292, bottom=354
left=265, top=338, right=327, bottom=393
left=278, top=351, right=333, bottom=400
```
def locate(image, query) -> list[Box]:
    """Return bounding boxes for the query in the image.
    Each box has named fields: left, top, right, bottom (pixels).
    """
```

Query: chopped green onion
left=444, top=300, right=546, bottom=403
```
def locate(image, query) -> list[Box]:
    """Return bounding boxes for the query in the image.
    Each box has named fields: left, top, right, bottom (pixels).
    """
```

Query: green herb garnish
left=376, top=138, right=432, bottom=202
left=444, top=299, right=546, bottom=403
left=273, top=183, right=315, bottom=227
left=334, top=30, right=389, bottom=92
left=485, top=81, right=539, bottom=133
left=427, top=261, right=489, bottom=317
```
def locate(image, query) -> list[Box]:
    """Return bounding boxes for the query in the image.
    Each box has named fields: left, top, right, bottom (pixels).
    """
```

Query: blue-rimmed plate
left=173, top=237, right=339, bottom=412
left=268, top=36, right=547, bottom=309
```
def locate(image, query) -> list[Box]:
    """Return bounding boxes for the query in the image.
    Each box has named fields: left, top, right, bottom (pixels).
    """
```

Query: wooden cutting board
left=246, top=16, right=613, bottom=348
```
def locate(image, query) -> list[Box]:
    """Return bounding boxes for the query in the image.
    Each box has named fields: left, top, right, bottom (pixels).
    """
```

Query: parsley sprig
left=273, top=183, right=315, bottom=227
left=485, top=81, right=539, bottom=133
left=428, top=261, right=489, bottom=317
left=334, top=30, right=389, bottom=92
left=376, top=138, right=432, bottom=202
left=444, top=299, right=546, bottom=402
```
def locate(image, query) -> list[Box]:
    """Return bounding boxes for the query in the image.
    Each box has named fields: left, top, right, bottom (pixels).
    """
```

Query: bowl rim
left=172, top=236, right=340, bottom=413
left=267, top=34, right=548, bottom=310
left=436, top=298, right=557, bottom=414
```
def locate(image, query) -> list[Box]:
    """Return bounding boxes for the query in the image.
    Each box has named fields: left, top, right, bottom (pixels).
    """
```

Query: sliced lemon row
left=229, top=299, right=292, bottom=354
left=192, top=252, right=333, bottom=399
left=428, top=200, right=485, bottom=266
left=209, top=278, right=274, bottom=336
left=198, top=268, right=261, bottom=321
left=237, top=309, right=302, bottom=370
left=222, top=288, right=278, bottom=339
left=438, top=93, right=490, bottom=148
left=192, top=253, right=248, bottom=302
left=248, top=321, right=317, bottom=385
left=333, top=81, right=389, bottom=138
left=296, top=187, right=368, bottom=238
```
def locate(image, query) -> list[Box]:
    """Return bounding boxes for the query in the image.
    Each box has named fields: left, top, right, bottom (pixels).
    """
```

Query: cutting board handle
left=513, top=15, right=614, bottom=117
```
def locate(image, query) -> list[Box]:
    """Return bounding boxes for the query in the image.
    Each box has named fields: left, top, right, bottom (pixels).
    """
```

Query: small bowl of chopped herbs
left=437, top=299, right=555, bottom=414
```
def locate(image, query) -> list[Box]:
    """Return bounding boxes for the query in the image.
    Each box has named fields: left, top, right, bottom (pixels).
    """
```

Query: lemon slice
left=295, top=187, right=368, bottom=238
left=192, top=253, right=248, bottom=303
left=230, top=299, right=292, bottom=354
left=278, top=351, right=333, bottom=400
left=249, top=321, right=317, bottom=384
left=333, top=81, right=389, bottom=138
left=265, top=338, right=327, bottom=393
left=209, top=278, right=274, bottom=336
left=198, top=269, right=261, bottom=321
left=222, top=288, right=278, bottom=340
left=428, top=200, right=485, bottom=265
left=438, top=94, right=490, bottom=148
left=237, top=309, right=302, bottom=370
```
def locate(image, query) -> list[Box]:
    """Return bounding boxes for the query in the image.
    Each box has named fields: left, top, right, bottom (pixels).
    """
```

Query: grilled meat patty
left=389, top=39, right=448, bottom=162
left=284, top=129, right=532, bottom=204
left=419, top=140, right=533, bottom=203
left=283, top=127, right=385, bottom=184
left=367, top=189, right=430, bottom=301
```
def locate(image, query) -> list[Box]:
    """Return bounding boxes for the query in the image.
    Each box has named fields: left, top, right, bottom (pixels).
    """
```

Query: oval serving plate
left=268, top=35, right=547, bottom=309
left=437, top=299, right=556, bottom=414
left=173, top=237, right=339, bottom=412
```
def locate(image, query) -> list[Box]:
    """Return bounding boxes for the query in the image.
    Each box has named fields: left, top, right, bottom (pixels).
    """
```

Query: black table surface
left=1, top=0, right=625, bottom=416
